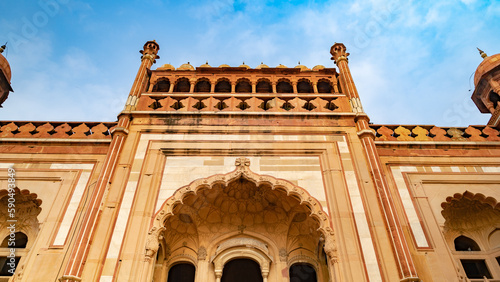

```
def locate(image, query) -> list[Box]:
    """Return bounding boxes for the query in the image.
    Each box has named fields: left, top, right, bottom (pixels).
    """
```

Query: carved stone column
left=278, top=248, right=290, bottom=282
left=140, top=227, right=165, bottom=282
left=189, top=78, right=196, bottom=93
left=312, top=82, right=318, bottom=93
left=215, top=269, right=222, bottom=282
left=324, top=235, right=342, bottom=282
left=195, top=246, right=209, bottom=282
left=231, top=81, right=236, bottom=93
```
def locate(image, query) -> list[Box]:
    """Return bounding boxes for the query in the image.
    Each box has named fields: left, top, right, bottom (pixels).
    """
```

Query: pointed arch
left=152, top=158, right=334, bottom=241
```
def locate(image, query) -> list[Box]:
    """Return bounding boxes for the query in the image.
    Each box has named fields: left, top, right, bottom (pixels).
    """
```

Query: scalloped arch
left=152, top=159, right=334, bottom=239
left=441, top=190, right=500, bottom=212
left=0, top=187, right=42, bottom=207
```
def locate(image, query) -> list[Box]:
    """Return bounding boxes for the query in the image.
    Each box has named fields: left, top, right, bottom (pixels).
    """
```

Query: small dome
left=474, top=53, right=500, bottom=86
left=294, top=64, right=310, bottom=71
left=256, top=62, right=269, bottom=69
left=312, top=65, right=325, bottom=71
left=276, top=64, right=287, bottom=68
left=199, top=62, right=211, bottom=68
left=218, top=64, right=231, bottom=68
left=156, top=63, right=175, bottom=71
left=0, top=54, right=12, bottom=82
left=177, top=62, right=194, bottom=70
left=239, top=62, right=250, bottom=69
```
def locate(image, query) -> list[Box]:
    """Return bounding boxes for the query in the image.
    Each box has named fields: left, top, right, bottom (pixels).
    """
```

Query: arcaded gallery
left=0, top=40, right=499, bottom=282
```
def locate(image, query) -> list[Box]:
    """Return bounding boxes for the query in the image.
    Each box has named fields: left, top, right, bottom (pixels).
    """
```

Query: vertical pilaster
left=59, top=41, right=159, bottom=282
left=330, top=43, right=420, bottom=281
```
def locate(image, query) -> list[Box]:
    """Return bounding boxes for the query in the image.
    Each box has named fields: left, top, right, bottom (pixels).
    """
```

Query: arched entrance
left=167, top=263, right=196, bottom=282
left=144, top=158, right=339, bottom=282
left=221, top=259, right=262, bottom=282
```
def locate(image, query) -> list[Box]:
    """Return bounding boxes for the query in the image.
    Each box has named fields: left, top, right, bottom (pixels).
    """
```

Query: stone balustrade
left=136, top=94, right=349, bottom=113
left=0, top=121, right=117, bottom=139
left=371, top=124, right=500, bottom=142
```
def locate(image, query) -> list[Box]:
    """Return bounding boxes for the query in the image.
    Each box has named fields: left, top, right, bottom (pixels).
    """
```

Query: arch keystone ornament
left=142, top=157, right=340, bottom=282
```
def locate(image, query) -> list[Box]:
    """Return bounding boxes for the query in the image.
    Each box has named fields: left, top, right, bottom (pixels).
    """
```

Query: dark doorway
left=221, top=259, right=263, bottom=282
left=289, top=263, right=317, bottom=282
left=167, top=263, right=196, bottom=282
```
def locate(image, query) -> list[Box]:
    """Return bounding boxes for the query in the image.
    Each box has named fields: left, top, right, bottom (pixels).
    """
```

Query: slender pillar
left=330, top=43, right=419, bottom=281
left=59, top=41, right=159, bottom=282
left=195, top=246, right=209, bottom=282
left=231, top=81, right=236, bottom=93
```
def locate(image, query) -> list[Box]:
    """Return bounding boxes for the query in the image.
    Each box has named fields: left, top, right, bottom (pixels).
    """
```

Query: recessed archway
left=221, top=259, right=263, bottom=282
left=147, top=158, right=337, bottom=282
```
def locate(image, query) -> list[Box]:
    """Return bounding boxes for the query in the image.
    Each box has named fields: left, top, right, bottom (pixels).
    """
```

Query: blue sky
left=1, top=0, right=499, bottom=126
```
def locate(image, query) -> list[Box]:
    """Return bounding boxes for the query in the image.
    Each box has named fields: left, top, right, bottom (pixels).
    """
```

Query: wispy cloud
left=0, top=0, right=498, bottom=126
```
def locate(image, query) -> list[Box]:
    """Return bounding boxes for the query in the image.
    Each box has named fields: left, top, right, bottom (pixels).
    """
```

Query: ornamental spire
left=477, top=48, right=488, bottom=60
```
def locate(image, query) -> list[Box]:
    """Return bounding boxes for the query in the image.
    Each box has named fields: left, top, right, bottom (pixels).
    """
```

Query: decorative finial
left=205, top=60, right=208, bottom=64
left=298, top=61, right=301, bottom=65
left=235, top=157, right=250, bottom=167
left=477, top=48, right=488, bottom=59
left=188, top=61, right=190, bottom=65
left=0, top=42, right=7, bottom=54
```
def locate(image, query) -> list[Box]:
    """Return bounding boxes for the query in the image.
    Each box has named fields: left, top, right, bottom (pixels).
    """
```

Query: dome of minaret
left=474, top=50, right=500, bottom=86
left=294, top=64, right=310, bottom=71
left=256, top=62, right=269, bottom=69
left=312, top=65, right=325, bottom=71
left=156, top=63, right=175, bottom=71
left=177, top=62, right=195, bottom=70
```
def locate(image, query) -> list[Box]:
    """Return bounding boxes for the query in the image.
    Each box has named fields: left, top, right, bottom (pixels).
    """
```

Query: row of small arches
left=166, top=261, right=317, bottom=282
left=152, top=77, right=336, bottom=94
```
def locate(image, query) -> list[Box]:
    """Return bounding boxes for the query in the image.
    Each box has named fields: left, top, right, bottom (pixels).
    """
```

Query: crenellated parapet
left=371, top=124, right=500, bottom=142
left=0, top=121, right=117, bottom=139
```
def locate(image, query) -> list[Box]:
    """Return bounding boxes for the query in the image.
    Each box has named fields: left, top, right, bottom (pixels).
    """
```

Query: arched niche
left=289, top=263, right=317, bottom=282
left=153, top=158, right=334, bottom=237
left=454, top=235, right=481, bottom=251
left=441, top=190, right=500, bottom=236
left=145, top=158, right=339, bottom=282
left=152, top=78, right=170, bottom=92
left=174, top=78, right=190, bottom=92
left=167, top=263, right=196, bottom=282
left=0, top=188, right=42, bottom=243
left=1, top=232, right=28, bottom=248
left=488, top=229, right=500, bottom=249
left=212, top=237, right=273, bottom=282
